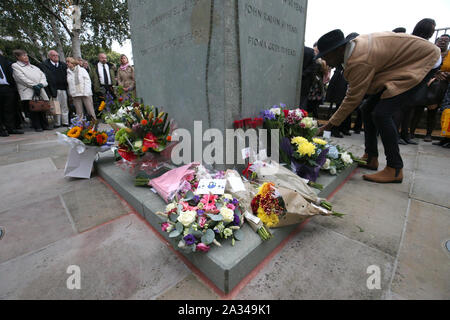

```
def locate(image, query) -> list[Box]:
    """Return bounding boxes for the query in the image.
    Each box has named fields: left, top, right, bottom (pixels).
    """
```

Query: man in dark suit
left=40, top=50, right=69, bottom=127
left=0, top=50, right=24, bottom=136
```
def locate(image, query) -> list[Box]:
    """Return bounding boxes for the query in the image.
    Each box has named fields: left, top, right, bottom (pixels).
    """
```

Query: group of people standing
left=0, top=50, right=136, bottom=135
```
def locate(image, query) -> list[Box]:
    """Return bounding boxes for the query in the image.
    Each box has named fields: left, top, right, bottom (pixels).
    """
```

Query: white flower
left=177, top=210, right=197, bottom=227
left=341, top=152, right=353, bottom=165
left=166, top=224, right=174, bottom=232
left=223, top=193, right=233, bottom=200
left=270, top=108, right=281, bottom=116
left=323, top=159, right=331, bottom=170
left=312, top=120, right=318, bottom=128
left=220, top=207, right=235, bottom=223
left=330, top=166, right=337, bottom=175
left=165, top=203, right=177, bottom=213
left=301, top=117, right=314, bottom=128
left=295, top=109, right=304, bottom=118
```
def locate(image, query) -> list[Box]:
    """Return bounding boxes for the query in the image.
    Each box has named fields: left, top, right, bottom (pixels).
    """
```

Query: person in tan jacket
left=316, top=29, right=441, bottom=183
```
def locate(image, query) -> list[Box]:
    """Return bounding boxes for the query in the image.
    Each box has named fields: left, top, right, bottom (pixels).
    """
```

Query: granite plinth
left=95, top=152, right=356, bottom=293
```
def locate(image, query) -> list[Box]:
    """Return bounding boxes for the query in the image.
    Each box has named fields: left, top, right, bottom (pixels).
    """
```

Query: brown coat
left=329, top=32, right=441, bottom=126
left=117, top=65, right=136, bottom=96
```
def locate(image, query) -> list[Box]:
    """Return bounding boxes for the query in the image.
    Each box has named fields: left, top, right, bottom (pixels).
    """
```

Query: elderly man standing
left=317, top=29, right=441, bottom=184
left=40, top=50, right=69, bottom=127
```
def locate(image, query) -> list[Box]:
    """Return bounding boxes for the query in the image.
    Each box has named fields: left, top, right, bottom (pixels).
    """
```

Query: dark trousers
left=0, top=85, right=17, bottom=132
left=306, top=99, right=321, bottom=119
left=25, top=101, right=48, bottom=130
left=410, top=105, right=438, bottom=136
left=362, top=69, right=437, bottom=169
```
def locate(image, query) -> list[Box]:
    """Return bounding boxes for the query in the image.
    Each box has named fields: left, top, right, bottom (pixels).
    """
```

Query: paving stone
left=156, top=274, right=220, bottom=300
left=61, top=178, right=130, bottom=232
left=411, top=153, right=450, bottom=208
left=0, top=196, right=76, bottom=263
left=235, top=222, right=394, bottom=300
left=314, top=174, right=409, bottom=257
left=391, top=200, right=450, bottom=300
left=0, top=214, right=191, bottom=299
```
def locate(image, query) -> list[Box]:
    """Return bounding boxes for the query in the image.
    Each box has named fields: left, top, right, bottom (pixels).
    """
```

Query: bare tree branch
left=36, top=0, right=73, bottom=37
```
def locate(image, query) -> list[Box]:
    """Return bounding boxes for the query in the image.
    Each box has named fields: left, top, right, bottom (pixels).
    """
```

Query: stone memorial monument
left=129, top=0, right=308, bottom=136
left=118, top=0, right=311, bottom=293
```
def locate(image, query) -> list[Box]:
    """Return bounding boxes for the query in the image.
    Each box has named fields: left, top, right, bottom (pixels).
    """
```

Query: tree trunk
left=50, top=16, right=66, bottom=62
left=71, top=4, right=82, bottom=59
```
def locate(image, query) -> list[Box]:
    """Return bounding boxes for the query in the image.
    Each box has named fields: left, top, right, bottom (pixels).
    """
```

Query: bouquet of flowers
left=280, top=136, right=329, bottom=182
left=283, top=108, right=318, bottom=141
left=104, top=96, right=175, bottom=175
left=250, top=181, right=336, bottom=229
left=322, top=144, right=366, bottom=175
left=62, top=117, right=114, bottom=147
left=261, top=104, right=287, bottom=132
left=157, top=191, right=245, bottom=253
left=56, top=116, right=115, bottom=178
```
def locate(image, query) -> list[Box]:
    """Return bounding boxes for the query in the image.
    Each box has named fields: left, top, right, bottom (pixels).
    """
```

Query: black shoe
left=0, top=130, right=9, bottom=137
left=433, top=140, right=448, bottom=146
left=398, top=138, right=408, bottom=145
left=353, top=130, right=361, bottom=134
left=42, top=127, right=52, bottom=131
left=7, top=129, right=24, bottom=135
left=331, top=128, right=343, bottom=138
left=35, top=128, right=43, bottom=132
left=443, top=142, right=450, bottom=148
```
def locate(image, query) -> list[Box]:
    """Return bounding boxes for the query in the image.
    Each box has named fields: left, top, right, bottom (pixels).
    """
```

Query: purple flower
left=233, top=213, right=240, bottom=226
left=232, top=198, right=239, bottom=206
left=197, top=210, right=205, bottom=215
left=193, top=195, right=200, bottom=204
left=280, top=103, right=286, bottom=108
left=183, top=234, right=196, bottom=246
left=261, top=110, right=276, bottom=121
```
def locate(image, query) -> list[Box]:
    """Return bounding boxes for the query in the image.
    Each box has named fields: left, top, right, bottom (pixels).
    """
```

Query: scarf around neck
left=120, top=63, right=129, bottom=71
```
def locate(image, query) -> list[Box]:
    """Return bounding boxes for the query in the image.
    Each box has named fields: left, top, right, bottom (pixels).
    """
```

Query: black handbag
left=407, top=79, right=449, bottom=107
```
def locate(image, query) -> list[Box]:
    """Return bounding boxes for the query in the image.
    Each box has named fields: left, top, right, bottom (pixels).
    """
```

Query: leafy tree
left=0, top=0, right=130, bottom=60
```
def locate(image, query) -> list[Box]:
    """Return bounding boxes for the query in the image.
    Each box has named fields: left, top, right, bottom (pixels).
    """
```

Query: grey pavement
left=0, top=128, right=449, bottom=300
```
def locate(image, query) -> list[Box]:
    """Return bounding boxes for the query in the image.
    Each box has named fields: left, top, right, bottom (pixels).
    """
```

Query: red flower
left=118, top=97, right=124, bottom=102
left=251, top=194, right=261, bottom=214
left=118, top=148, right=137, bottom=162
left=141, top=119, right=148, bottom=126
left=283, top=109, right=289, bottom=117
left=143, top=132, right=159, bottom=149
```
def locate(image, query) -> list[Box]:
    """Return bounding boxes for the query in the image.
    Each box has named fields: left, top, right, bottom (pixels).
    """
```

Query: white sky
left=114, top=0, right=450, bottom=64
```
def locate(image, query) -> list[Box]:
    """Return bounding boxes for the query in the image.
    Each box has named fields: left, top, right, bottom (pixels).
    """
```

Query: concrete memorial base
left=95, top=152, right=356, bottom=294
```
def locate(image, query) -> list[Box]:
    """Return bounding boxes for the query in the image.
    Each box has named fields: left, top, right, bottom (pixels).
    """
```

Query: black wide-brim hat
left=315, top=29, right=352, bottom=59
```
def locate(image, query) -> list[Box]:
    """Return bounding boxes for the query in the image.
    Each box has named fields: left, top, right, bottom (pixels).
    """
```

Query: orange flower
left=141, top=119, right=148, bottom=126
left=142, top=146, right=149, bottom=153
left=166, top=135, right=172, bottom=142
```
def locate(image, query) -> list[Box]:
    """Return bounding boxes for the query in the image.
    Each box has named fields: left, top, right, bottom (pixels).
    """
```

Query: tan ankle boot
left=358, top=153, right=379, bottom=171
left=363, top=166, right=403, bottom=184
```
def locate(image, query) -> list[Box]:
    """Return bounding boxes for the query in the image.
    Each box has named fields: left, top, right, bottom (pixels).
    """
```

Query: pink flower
left=196, top=243, right=210, bottom=252
left=201, top=194, right=218, bottom=212
left=198, top=216, right=207, bottom=228
left=227, top=203, right=235, bottom=210
left=185, top=174, right=194, bottom=182
left=161, top=223, right=170, bottom=232
left=181, top=201, right=195, bottom=211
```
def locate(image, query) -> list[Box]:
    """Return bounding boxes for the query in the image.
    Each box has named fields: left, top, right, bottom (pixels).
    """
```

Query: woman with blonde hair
left=117, top=54, right=136, bottom=98
left=66, top=57, right=96, bottom=120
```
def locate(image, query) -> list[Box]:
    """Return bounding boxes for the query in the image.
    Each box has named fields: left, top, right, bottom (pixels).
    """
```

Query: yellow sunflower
left=67, top=126, right=82, bottom=139
left=297, top=141, right=316, bottom=157
left=98, top=101, right=106, bottom=112
left=84, top=130, right=97, bottom=140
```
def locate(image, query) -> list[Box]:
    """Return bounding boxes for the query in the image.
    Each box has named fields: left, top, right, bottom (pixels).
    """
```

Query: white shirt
left=51, top=61, right=59, bottom=68
left=0, top=65, right=9, bottom=85
left=97, top=62, right=111, bottom=85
